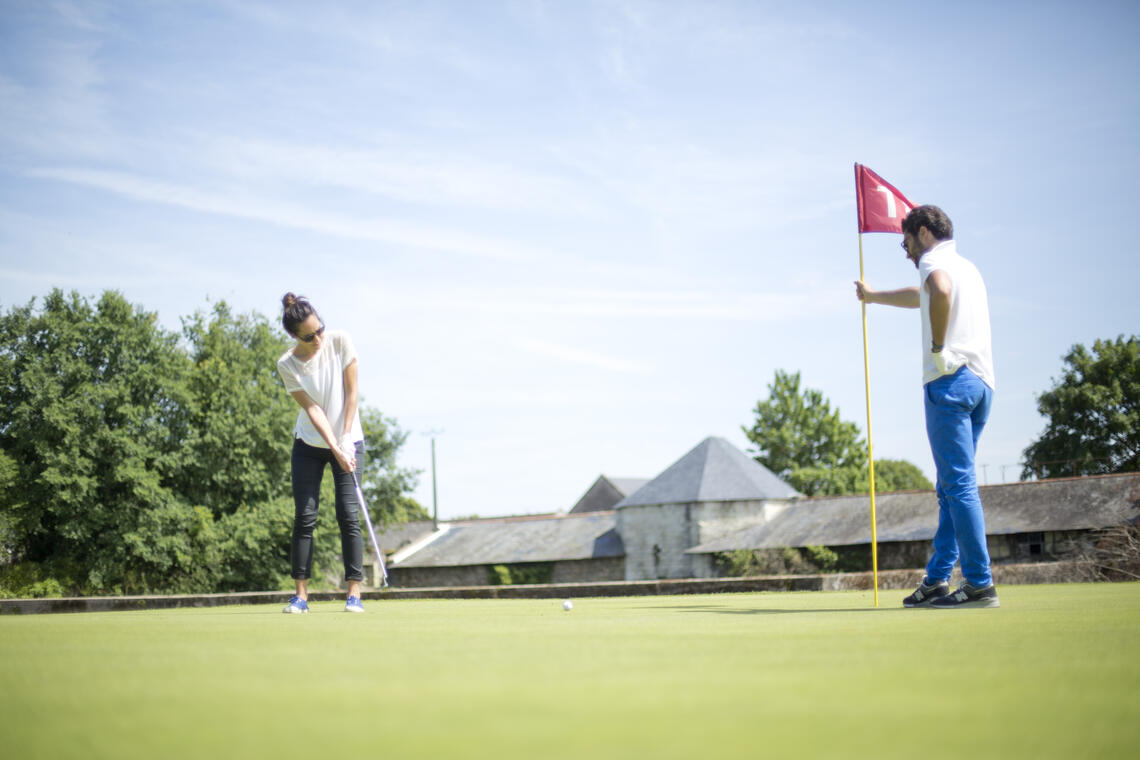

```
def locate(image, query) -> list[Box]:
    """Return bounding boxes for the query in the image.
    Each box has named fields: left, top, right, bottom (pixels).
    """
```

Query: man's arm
left=925, top=270, right=952, bottom=350
left=854, top=281, right=920, bottom=309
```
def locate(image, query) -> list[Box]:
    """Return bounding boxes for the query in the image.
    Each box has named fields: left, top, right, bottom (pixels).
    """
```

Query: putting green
left=2, top=583, right=1138, bottom=759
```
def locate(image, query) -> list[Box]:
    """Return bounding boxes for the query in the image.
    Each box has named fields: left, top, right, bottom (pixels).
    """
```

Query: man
left=854, top=205, right=999, bottom=608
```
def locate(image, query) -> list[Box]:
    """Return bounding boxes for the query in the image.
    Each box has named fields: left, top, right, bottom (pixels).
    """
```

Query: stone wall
left=389, top=564, right=489, bottom=588
left=552, top=557, right=624, bottom=583
left=618, top=499, right=787, bottom=580
left=390, top=557, right=626, bottom=588
left=618, top=502, right=698, bottom=580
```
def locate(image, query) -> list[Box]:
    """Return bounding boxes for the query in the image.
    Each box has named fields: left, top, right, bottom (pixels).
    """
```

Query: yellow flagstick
left=858, top=231, right=881, bottom=607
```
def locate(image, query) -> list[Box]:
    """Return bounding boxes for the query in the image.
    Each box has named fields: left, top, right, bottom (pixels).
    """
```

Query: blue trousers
left=923, top=367, right=994, bottom=587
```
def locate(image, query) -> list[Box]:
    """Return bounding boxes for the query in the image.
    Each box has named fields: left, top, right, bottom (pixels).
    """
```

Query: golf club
left=350, top=465, right=389, bottom=587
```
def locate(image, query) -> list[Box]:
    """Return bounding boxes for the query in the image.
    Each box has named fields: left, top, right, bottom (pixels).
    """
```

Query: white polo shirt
left=276, top=329, right=364, bottom=447
left=918, top=240, right=996, bottom=391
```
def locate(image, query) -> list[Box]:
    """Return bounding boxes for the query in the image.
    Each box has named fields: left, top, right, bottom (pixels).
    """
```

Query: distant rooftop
left=617, top=436, right=800, bottom=507
left=570, top=475, right=650, bottom=513
left=392, top=510, right=623, bottom=568
left=687, top=472, right=1140, bottom=554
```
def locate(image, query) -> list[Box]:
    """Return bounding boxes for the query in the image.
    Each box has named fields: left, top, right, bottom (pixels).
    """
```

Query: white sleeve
left=337, top=331, right=358, bottom=370
left=277, top=356, right=303, bottom=393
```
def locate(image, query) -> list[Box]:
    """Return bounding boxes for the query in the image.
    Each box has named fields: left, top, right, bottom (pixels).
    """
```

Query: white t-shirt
left=918, top=240, right=996, bottom=391
left=276, top=329, right=364, bottom=447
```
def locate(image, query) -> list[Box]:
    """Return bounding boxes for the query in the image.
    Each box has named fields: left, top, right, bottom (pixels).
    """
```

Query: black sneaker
left=902, top=579, right=951, bottom=607
left=929, top=582, right=1000, bottom=609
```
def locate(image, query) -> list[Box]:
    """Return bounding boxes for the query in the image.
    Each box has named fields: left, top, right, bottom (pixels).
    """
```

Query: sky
left=2, top=1, right=1138, bottom=520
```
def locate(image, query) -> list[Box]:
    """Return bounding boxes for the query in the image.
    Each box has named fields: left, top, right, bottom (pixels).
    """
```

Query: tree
left=743, top=370, right=865, bottom=497
left=743, top=369, right=931, bottom=496
left=0, top=290, right=199, bottom=593
left=176, top=302, right=297, bottom=517
left=1021, top=335, right=1140, bottom=479
left=870, top=459, right=932, bottom=492
left=744, top=370, right=866, bottom=475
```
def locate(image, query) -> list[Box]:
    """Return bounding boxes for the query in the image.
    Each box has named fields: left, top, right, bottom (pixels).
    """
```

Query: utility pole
left=431, top=437, right=438, bottom=531
left=423, top=429, right=444, bottom=530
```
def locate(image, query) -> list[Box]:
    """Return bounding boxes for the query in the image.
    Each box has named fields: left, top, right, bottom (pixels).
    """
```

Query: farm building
left=375, top=436, right=1140, bottom=588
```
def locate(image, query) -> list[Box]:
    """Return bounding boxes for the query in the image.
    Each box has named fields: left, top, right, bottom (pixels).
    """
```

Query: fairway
left=2, top=584, right=1138, bottom=759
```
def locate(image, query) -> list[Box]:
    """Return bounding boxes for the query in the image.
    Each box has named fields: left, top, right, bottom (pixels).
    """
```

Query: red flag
left=855, top=164, right=916, bottom=234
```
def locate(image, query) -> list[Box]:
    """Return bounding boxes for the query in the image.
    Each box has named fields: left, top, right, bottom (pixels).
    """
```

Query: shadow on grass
left=650, top=604, right=906, bottom=615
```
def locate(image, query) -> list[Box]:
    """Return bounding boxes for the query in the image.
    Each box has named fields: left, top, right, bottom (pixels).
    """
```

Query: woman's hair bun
left=281, top=292, right=315, bottom=335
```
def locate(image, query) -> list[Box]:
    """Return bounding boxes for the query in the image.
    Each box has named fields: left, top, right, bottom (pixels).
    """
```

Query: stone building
left=614, top=437, right=799, bottom=580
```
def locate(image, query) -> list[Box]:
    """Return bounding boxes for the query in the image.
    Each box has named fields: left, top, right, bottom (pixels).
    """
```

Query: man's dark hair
left=902, top=205, right=954, bottom=241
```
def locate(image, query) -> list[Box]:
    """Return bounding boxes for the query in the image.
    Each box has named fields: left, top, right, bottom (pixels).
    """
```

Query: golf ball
left=562, top=599, right=573, bottom=611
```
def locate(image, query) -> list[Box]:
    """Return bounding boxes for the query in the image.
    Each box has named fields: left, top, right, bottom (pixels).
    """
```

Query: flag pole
left=858, top=231, right=881, bottom=607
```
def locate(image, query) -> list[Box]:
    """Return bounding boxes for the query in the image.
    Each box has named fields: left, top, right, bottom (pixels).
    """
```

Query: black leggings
left=290, top=438, right=365, bottom=581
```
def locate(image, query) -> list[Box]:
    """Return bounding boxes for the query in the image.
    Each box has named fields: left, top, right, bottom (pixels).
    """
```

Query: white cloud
left=25, top=166, right=542, bottom=261
left=193, top=136, right=605, bottom=217
left=514, top=337, right=650, bottom=374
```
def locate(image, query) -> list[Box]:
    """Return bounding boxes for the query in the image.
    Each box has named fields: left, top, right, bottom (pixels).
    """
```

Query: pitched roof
left=391, top=511, right=623, bottom=568
left=570, top=475, right=650, bottom=513
left=686, top=472, right=1140, bottom=553
left=375, top=520, right=438, bottom=554
left=616, top=436, right=799, bottom=507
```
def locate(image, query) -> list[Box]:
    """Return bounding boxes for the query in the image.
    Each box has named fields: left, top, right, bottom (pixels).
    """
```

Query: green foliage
left=175, top=303, right=296, bottom=517
left=487, top=562, right=554, bottom=585
left=744, top=370, right=867, bottom=478
left=713, top=544, right=870, bottom=577
left=783, top=465, right=864, bottom=497
left=0, top=562, right=66, bottom=598
left=744, top=370, right=931, bottom=496
left=213, top=498, right=295, bottom=592
left=0, top=290, right=192, bottom=594
left=0, top=290, right=419, bottom=597
left=1022, top=336, right=1140, bottom=479
left=869, top=459, right=932, bottom=492
left=714, top=545, right=839, bottom=576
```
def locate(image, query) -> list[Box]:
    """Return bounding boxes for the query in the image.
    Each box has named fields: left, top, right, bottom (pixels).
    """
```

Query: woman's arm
left=289, top=389, right=355, bottom=472
left=341, top=358, right=359, bottom=443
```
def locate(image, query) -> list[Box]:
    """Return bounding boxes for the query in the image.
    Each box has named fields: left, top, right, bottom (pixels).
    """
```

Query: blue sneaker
left=345, top=596, right=365, bottom=613
left=283, top=595, right=309, bottom=614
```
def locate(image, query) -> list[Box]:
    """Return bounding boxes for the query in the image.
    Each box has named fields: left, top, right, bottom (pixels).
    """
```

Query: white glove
left=337, top=435, right=356, bottom=460
left=932, top=350, right=964, bottom=376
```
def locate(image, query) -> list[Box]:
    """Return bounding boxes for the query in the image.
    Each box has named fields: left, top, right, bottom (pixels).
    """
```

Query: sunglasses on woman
left=298, top=323, right=325, bottom=343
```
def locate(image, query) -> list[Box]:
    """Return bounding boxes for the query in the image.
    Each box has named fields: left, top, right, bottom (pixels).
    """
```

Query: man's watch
left=931, top=341, right=944, bottom=353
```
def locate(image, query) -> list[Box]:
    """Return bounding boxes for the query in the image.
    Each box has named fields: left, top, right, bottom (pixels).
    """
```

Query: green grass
left=2, top=583, right=1139, bottom=759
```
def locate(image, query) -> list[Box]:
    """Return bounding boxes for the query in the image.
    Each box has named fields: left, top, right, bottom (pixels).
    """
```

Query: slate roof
left=686, top=472, right=1140, bottom=554
left=616, top=436, right=800, bottom=507
left=375, top=520, right=437, bottom=554
left=391, top=511, right=623, bottom=568
left=570, top=475, right=650, bottom=513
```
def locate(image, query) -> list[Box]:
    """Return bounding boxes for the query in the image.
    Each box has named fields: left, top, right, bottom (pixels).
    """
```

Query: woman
left=276, top=293, right=367, bottom=613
